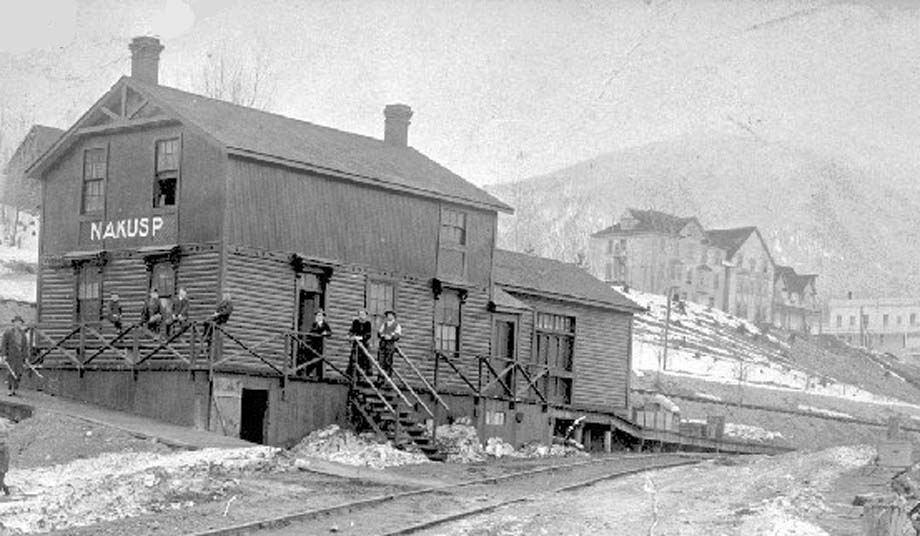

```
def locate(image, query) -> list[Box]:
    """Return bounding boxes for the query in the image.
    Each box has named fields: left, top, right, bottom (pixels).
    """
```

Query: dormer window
left=154, top=138, right=180, bottom=208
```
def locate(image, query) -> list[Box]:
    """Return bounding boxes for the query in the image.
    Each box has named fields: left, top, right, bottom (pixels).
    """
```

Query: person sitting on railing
left=140, top=289, right=163, bottom=334
left=203, top=292, right=234, bottom=345
left=377, top=310, right=401, bottom=386
left=107, top=293, right=123, bottom=331
left=305, top=310, right=332, bottom=379
left=2, top=316, right=27, bottom=397
left=169, top=287, right=190, bottom=332
left=347, top=309, right=373, bottom=379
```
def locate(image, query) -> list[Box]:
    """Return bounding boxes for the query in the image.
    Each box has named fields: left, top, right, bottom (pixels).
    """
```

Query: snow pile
left=0, top=416, right=13, bottom=435
left=290, top=425, right=429, bottom=469
left=0, top=446, right=281, bottom=534
left=435, top=420, right=484, bottom=463
left=695, top=392, right=722, bottom=402
left=435, top=419, right=586, bottom=463
left=724, top=423, right=784, bottom=443
left=797, top=405, right=853, bottom=420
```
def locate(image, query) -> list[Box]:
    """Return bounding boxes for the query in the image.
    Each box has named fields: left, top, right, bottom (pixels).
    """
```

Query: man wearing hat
left=1, top=315, right=27, bottom=397
left=376, top=310, right=402, bottom=385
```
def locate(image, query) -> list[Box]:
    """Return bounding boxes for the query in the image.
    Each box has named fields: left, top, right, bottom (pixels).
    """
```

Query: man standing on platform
left=377, top=310, right=401, bottom=385
left=2, top=315, right=28, bottom=397
left=107, top=293, right=123, bottom=331
left=141, top=289, right=163, bottom=333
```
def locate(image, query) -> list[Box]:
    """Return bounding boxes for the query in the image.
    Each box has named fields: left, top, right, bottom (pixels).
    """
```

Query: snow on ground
left=724, top=423, right=785, bottom=442
left=0, top=244, right=37, bottom=264
left=0, top=446, right=282, bottom=534
left=0, top=275, right=36, bottom=303
left=694, top=392, right=723, bottom=402
left=624, top=284, right=920, bottom=412
left=797, top=405, right=853, bottom=420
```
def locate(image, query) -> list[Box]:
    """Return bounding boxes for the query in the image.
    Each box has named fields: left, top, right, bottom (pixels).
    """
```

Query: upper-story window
left=438, top=208, right=467, bottom=278
left=154, top=138, right=180, bottom=208
left=82, top=148, right=107, bottom=214
left=606, top=239, right=613, bottom=254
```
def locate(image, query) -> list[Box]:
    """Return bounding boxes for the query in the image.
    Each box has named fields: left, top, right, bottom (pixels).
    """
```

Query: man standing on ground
left=2, top=315, right=27, bottom=397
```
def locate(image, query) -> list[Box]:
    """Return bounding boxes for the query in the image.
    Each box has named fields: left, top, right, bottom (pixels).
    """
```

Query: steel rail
left=189, top=453, right=705, bottom=536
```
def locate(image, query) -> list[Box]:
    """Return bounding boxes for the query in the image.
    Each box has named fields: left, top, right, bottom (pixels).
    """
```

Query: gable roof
left=592, top=208, right=700, bottom=238
left=492, top=249, right=642, bottom=312
left=775, top=265, right=818, bottom=295
left=704, top=226, right=775, bottom=265
left=29, top=77, right=512, bottom=214
left=3, top=125, right=64, bottom=176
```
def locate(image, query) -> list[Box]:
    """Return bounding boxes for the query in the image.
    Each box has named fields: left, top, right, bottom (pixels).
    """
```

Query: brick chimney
left=383, top=104, right=413, bottom=147
left=129, top=36, right=164, bottom=85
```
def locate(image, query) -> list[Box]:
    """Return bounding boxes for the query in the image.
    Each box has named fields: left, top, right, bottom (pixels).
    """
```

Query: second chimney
left=384, top=104, right=413, bottom=147
left=129, top=36, right=164, bottom=85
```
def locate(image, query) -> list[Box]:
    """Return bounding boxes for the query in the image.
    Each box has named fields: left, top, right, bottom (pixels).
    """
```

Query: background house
left=772, top=266, right=820, bottom=333
left=705, top=227, right=775, bottom=324
left=824, top=297, right=920, bottom=359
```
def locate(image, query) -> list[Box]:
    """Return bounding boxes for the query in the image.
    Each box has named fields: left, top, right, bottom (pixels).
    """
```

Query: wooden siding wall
left=225, top=158, right=496, bottom=288
left=40, top=125, right=223, bottom=256
left=507, top=293, right=631, bottom=411
left=37, top=246, right=220, bottom=364
left=219, top=247, right=492, bottom=387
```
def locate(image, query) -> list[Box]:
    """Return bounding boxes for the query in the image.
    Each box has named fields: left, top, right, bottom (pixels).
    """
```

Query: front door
left=488, top=315, right=517, bottom=398
left=295, top=272, right=325, bottom=378
left=240, top=388, right=268, bottom=444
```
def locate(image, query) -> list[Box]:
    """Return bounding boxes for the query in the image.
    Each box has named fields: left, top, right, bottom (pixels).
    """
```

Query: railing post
left=78, top=324, right=86, bottom=378
left=189, top=323, right=198, bottom=368
left=477, top=354, right=483, bottom=396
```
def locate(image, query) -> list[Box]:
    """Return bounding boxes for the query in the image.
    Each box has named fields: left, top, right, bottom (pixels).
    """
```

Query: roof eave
left=496, top=283, right=643, bottom=314
left=226, top=147, right=513, bottom=214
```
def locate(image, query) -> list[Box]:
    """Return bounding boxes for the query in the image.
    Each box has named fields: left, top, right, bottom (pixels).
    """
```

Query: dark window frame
left=75, top=262, right=103, bottom=324
left=438, top=207, right=468, bottom=279
left=153, top=137, right=181, bottom=209
left=365, top=278, right=398, bottom=328
left=81, top=147, right=107, bottom=215
left=434, top=289, right=463, bottom=356
left=535, top=312, right=575, bottom=405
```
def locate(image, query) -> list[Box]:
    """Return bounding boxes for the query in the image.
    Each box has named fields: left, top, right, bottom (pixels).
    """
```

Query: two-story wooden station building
left=27, top=37, right=642, bottom=450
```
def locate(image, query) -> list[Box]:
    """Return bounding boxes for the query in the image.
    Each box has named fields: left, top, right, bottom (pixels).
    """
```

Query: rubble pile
left=0, top=416, right=13, bottom=434
left=723, top=423, right=784, bottom=443
left=435, top=419, right=484, bottom=463
left=436, top=418, right=586, bottom=462
left=289, top=425, right=429, bottom=469
left=0, top=446, right=282, bottom=534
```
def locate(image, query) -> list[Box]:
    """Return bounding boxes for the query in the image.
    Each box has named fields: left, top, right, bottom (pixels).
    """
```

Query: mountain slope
left=487, top=134, right=920, bottom=298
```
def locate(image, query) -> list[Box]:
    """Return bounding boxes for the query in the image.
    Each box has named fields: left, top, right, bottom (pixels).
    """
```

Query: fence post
left=862, top=495, right=909, bottom=536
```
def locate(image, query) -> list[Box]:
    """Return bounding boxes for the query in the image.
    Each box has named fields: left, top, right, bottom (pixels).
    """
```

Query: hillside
left=487, top=134, right=920, bottom=298
left=624, top=286, right=920, bottom=448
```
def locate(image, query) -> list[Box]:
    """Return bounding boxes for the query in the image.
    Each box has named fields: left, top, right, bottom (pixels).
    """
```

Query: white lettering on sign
left=89, top=216, right=165, bottom=241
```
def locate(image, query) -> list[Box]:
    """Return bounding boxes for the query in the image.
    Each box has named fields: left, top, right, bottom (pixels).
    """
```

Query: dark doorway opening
left=295, top=272, right=326, bottom=379
left=240, top=388, right=269, bottom=444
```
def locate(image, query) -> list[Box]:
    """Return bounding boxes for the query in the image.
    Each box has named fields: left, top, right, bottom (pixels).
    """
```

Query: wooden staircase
left=351, top=380, right=445, bottom=462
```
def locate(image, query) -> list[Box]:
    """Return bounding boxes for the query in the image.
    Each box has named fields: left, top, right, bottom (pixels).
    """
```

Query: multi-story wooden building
left=771, top=266, right=819, bottom=333
left=704, top=227, right=775, bottom=323
left=587, top=209, right=725, bottom=307
left=589, top=211, right=778, bottom=324
left=25, top=37, right=641, bottom=450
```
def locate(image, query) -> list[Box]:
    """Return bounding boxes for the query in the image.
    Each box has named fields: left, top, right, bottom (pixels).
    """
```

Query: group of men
left=106, top=289, right=234, bottom=338
left=301, top=308, right=403, bottom=385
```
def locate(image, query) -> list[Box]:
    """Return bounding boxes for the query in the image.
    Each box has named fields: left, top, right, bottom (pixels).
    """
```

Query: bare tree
left=193, top=45, right=276, bottom=110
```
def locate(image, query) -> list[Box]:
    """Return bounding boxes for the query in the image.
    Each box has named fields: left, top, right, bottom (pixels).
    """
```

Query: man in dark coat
left=204, top=292, right=234, bottom=351
left=305, top=310, right=332, bottom=379
left=107, top=293, right=123, bottom=331
left=170, top=287, right=190, bottom=330
left=347, top=309, right=373, bottom=379
left=140, top=289, right=163, bottom=333
left=2, top=315, right=27, bottom=397
left=377, top=310, right=401, bottom=385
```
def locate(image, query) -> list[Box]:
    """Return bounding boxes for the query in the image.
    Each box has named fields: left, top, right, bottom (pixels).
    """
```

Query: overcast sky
left=1, top=0, right=919, bottom=185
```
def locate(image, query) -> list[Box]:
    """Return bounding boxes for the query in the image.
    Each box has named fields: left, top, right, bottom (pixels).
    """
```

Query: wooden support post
left=573, top=426, right=584, bottom=447
left=862, top=495, right=909, bottom=536
left=604, top=430, right=612, bottom=454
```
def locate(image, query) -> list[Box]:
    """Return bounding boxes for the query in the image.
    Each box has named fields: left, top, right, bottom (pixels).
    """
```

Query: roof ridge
left=130, top=76, right=393, bottom=149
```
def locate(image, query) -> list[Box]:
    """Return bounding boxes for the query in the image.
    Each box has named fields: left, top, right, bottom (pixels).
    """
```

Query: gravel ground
left=3, top=410, right=174, bottom=469
left=418, top=446, right=875, bottom=536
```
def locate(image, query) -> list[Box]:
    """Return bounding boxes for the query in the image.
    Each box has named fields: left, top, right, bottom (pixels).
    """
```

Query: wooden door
left=488, top=315, right=517, bottom=398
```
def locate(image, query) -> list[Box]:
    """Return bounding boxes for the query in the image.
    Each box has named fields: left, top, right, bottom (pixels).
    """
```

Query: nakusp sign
left=79, top=214, right=177, bottom=246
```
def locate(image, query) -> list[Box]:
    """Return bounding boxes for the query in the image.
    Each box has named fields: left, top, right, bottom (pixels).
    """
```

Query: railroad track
left=192, top=453, right=704, bottom=536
